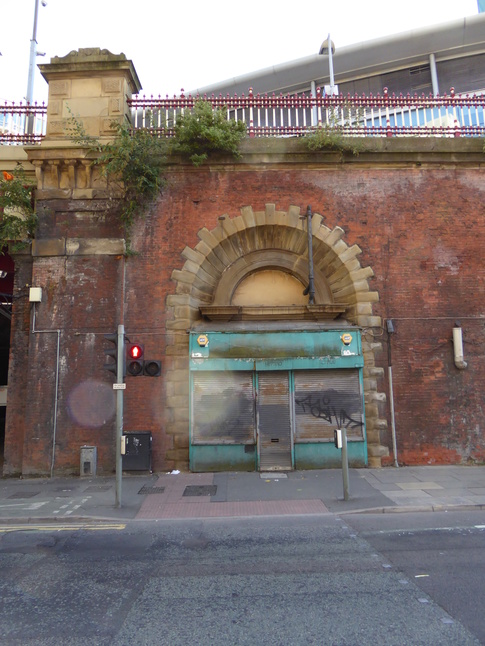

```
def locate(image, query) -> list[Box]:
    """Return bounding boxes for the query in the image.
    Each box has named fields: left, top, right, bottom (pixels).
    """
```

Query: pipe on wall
left=452, top=325, right=467, bottom=370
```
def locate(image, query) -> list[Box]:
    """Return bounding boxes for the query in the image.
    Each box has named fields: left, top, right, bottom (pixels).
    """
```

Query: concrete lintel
left=31, top=237, right=125, bottom=256
left=65, top=238, right=125, bottom=256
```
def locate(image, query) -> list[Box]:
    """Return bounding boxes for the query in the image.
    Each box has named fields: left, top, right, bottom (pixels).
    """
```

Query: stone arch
left=166, top=204, right=388, bottom=469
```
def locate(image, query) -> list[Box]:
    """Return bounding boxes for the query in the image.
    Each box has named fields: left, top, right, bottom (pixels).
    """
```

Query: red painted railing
left=2, top=88, right=485, bottom=144
left=0, top=101, right=47, bottom=144
left=129, top=87, right=485, bottom=139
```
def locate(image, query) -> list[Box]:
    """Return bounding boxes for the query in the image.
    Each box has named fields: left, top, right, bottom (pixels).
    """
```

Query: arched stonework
left=166, top=204, right=388, bottom=469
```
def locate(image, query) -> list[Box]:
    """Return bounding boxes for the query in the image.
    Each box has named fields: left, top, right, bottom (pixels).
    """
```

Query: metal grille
left=257, top=372, right=292, bottom=471
left=183, top=485, right=217, bottom=497
left=192, top=371, right=255, bottom=444
left=294, top=369, right=364, bottom=441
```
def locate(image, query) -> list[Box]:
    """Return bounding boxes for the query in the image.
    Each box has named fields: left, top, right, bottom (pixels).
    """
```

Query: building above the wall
left=191, top=13, right=485, bottom=99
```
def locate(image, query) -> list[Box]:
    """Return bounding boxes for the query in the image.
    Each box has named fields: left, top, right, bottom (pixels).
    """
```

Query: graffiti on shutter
left=192, top=371, right=255, bottom=444
left=294, top=369, right=364, bottom=442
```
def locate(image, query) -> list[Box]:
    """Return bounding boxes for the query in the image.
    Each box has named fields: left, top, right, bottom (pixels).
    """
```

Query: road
left=345, top=510, right=485, bottom=644
left=0, top=512, right=483, bottom=645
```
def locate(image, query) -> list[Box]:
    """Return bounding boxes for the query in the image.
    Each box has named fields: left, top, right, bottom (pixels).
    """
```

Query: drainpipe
left=453, top=323, right=467, bottom=370
left=303, top=205, right=315, bottom=305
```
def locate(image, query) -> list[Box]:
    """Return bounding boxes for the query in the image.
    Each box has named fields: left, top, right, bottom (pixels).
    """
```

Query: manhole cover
left=138, top=486, right=165, bottom=495
left=183, top=485, right=217, bottom=497
left=83, top=485, right=112, bottom=492
left=8, top=491, right=40, bottom=499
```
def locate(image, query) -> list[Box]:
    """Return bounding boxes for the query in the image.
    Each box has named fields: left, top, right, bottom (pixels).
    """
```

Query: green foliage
left=66, top=100, right=246, bottom=251
left=0, top=167, right=37, bottom=253
left=305, top=124, right=364, bottom=156
left=170, top=100, right=247, bottom=166
left=304, top=106, right=365, bottom=157
left=97, top=121, right=168, bottom=235
left=67, top=110, right=168, bottom=250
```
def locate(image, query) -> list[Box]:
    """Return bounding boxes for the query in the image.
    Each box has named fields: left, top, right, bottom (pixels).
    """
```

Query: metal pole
left=386, top=320, right=399, bottom=468
left=388, top=366, right=399, bottom=468
left=115, top=324, right=124, bottom=507
left=327, top=34, right=335, bottom=95
left=341, top=427, right=350, bottom=501
left=25, top=0, right=40, bottom=135
left=429, top=53, right=439, bottom=96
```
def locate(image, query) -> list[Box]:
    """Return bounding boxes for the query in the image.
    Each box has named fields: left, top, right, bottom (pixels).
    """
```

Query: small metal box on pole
left=334, top=429, right=350, bottom=501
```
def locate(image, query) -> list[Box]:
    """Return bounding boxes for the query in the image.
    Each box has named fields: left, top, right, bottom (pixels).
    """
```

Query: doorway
left=257, top=371, right=293, bottom=471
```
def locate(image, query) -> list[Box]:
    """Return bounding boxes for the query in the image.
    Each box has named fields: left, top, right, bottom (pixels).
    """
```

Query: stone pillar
left=38, top=48, right=142, bottom=141
left=3, top=49, right=142, bottom=476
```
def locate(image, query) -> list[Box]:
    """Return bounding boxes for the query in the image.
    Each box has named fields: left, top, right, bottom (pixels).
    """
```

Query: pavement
left=1, top=465, right=485, bottom=525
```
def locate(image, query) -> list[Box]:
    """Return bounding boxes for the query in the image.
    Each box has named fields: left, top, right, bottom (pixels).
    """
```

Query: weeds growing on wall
left=0, top=167, right=37, bottom=253
left=67, top=100, right=246, bottom=251
left=67, top=112, right=168, bottom=251
left=304, top=106, right=365, bottom=157
left=170, top=99, right=247, bottom=166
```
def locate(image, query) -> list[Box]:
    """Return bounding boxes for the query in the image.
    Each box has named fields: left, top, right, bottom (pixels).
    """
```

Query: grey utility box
left=122, top=432, right=152, bottom=472
left=80, top=446, right=97, bottom=477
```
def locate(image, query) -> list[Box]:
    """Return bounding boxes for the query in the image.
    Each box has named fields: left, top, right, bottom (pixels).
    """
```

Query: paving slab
left=2, top=466, right=485, bottom=522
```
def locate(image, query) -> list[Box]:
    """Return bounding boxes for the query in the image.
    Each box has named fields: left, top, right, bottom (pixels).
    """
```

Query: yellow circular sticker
left=341, top=333, right=353, bottom=346
left=197, top=334, right=209, bottom=347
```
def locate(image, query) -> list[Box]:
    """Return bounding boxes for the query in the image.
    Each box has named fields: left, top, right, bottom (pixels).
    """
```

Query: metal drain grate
left=183, top=485, right=217, bottom=497
left=138, top=485, right=165, bottom=495
left=8, top=491, right=40, bottom=499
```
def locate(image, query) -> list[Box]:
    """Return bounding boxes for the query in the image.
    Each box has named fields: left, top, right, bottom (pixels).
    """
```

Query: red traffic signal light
left=126, top=343, right=144, bottom=376
left=128, top=344, right=143, bottom=360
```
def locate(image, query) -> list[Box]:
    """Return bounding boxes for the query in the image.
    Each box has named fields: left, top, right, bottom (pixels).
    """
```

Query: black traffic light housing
left=126, top=342, right=162, bottom=377
left=104, top=332, right=126, bottom=379
left=143, top=359, right=162, bottom=377
left=126, top=343, right=144, bottom=376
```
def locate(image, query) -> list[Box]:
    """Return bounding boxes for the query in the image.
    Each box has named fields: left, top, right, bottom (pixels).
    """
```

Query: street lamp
left=318, top=34, right=337, bottom=96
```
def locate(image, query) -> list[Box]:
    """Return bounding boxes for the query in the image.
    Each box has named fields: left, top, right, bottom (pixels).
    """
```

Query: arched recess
left=166, top=204, right=388, bottom=469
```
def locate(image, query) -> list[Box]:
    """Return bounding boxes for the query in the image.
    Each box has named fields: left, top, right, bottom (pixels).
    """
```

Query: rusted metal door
left=257, top=371, right=293, bottom=471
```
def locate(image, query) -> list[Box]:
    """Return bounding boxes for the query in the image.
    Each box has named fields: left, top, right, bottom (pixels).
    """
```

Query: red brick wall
left=5, top=147, right=485, bottom=474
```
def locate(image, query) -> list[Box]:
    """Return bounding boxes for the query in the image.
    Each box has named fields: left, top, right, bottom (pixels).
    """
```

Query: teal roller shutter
left=294, top=369, right=364, bottom=442
left=192, top=371, right=255, bottom=444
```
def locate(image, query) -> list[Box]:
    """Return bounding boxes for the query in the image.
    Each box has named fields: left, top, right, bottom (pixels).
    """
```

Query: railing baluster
left=3, top=90, right=485, bottom=145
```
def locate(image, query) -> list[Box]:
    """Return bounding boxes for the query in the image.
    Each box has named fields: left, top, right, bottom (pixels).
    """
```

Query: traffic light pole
left=115, top=324, right=125, bottom=508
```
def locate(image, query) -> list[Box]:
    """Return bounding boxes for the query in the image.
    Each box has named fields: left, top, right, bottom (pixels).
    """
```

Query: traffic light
left=126, top=343, right=144, bottom=377
left=143, top=359, right=162, bottom=377
left=104, top=332, right=126, bottom=379
left=125, top=341, right=162, bottom=377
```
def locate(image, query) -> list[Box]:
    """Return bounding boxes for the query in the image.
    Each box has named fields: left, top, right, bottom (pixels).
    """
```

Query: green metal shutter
left=294, top=369, right=365, bottom=442
left=192, top=371, right=255, bottom=444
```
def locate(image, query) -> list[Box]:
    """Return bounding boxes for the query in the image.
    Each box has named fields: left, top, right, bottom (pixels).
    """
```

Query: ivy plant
left=170, top=99, right=247, bottom=166
left=67, top=113, right=168, bottom=250
left=0, top=168, right=37, bottom=253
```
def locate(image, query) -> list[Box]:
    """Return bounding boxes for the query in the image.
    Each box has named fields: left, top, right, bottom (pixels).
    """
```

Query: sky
left=0, top=0, right=481, bottom=104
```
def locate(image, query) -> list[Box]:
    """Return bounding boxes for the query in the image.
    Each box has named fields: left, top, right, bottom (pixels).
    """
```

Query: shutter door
left=192, top=371, right=255, bottom=444
left=257, top=372, right=292, bottom=470
left=294, top=369, right=364, bottom=442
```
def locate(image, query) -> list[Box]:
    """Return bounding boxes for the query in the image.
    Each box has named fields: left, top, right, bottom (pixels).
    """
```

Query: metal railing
left=129, top=87, right=485, bottom=139
left=2, top=87, right=485, bottom=145
left=0, top=101, right=47, bottom=144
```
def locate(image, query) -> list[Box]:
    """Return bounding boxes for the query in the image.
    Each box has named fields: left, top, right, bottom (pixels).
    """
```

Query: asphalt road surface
left=345, top=509, right=485, bottom=644
left=0, top=513, right=483, bottom=645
